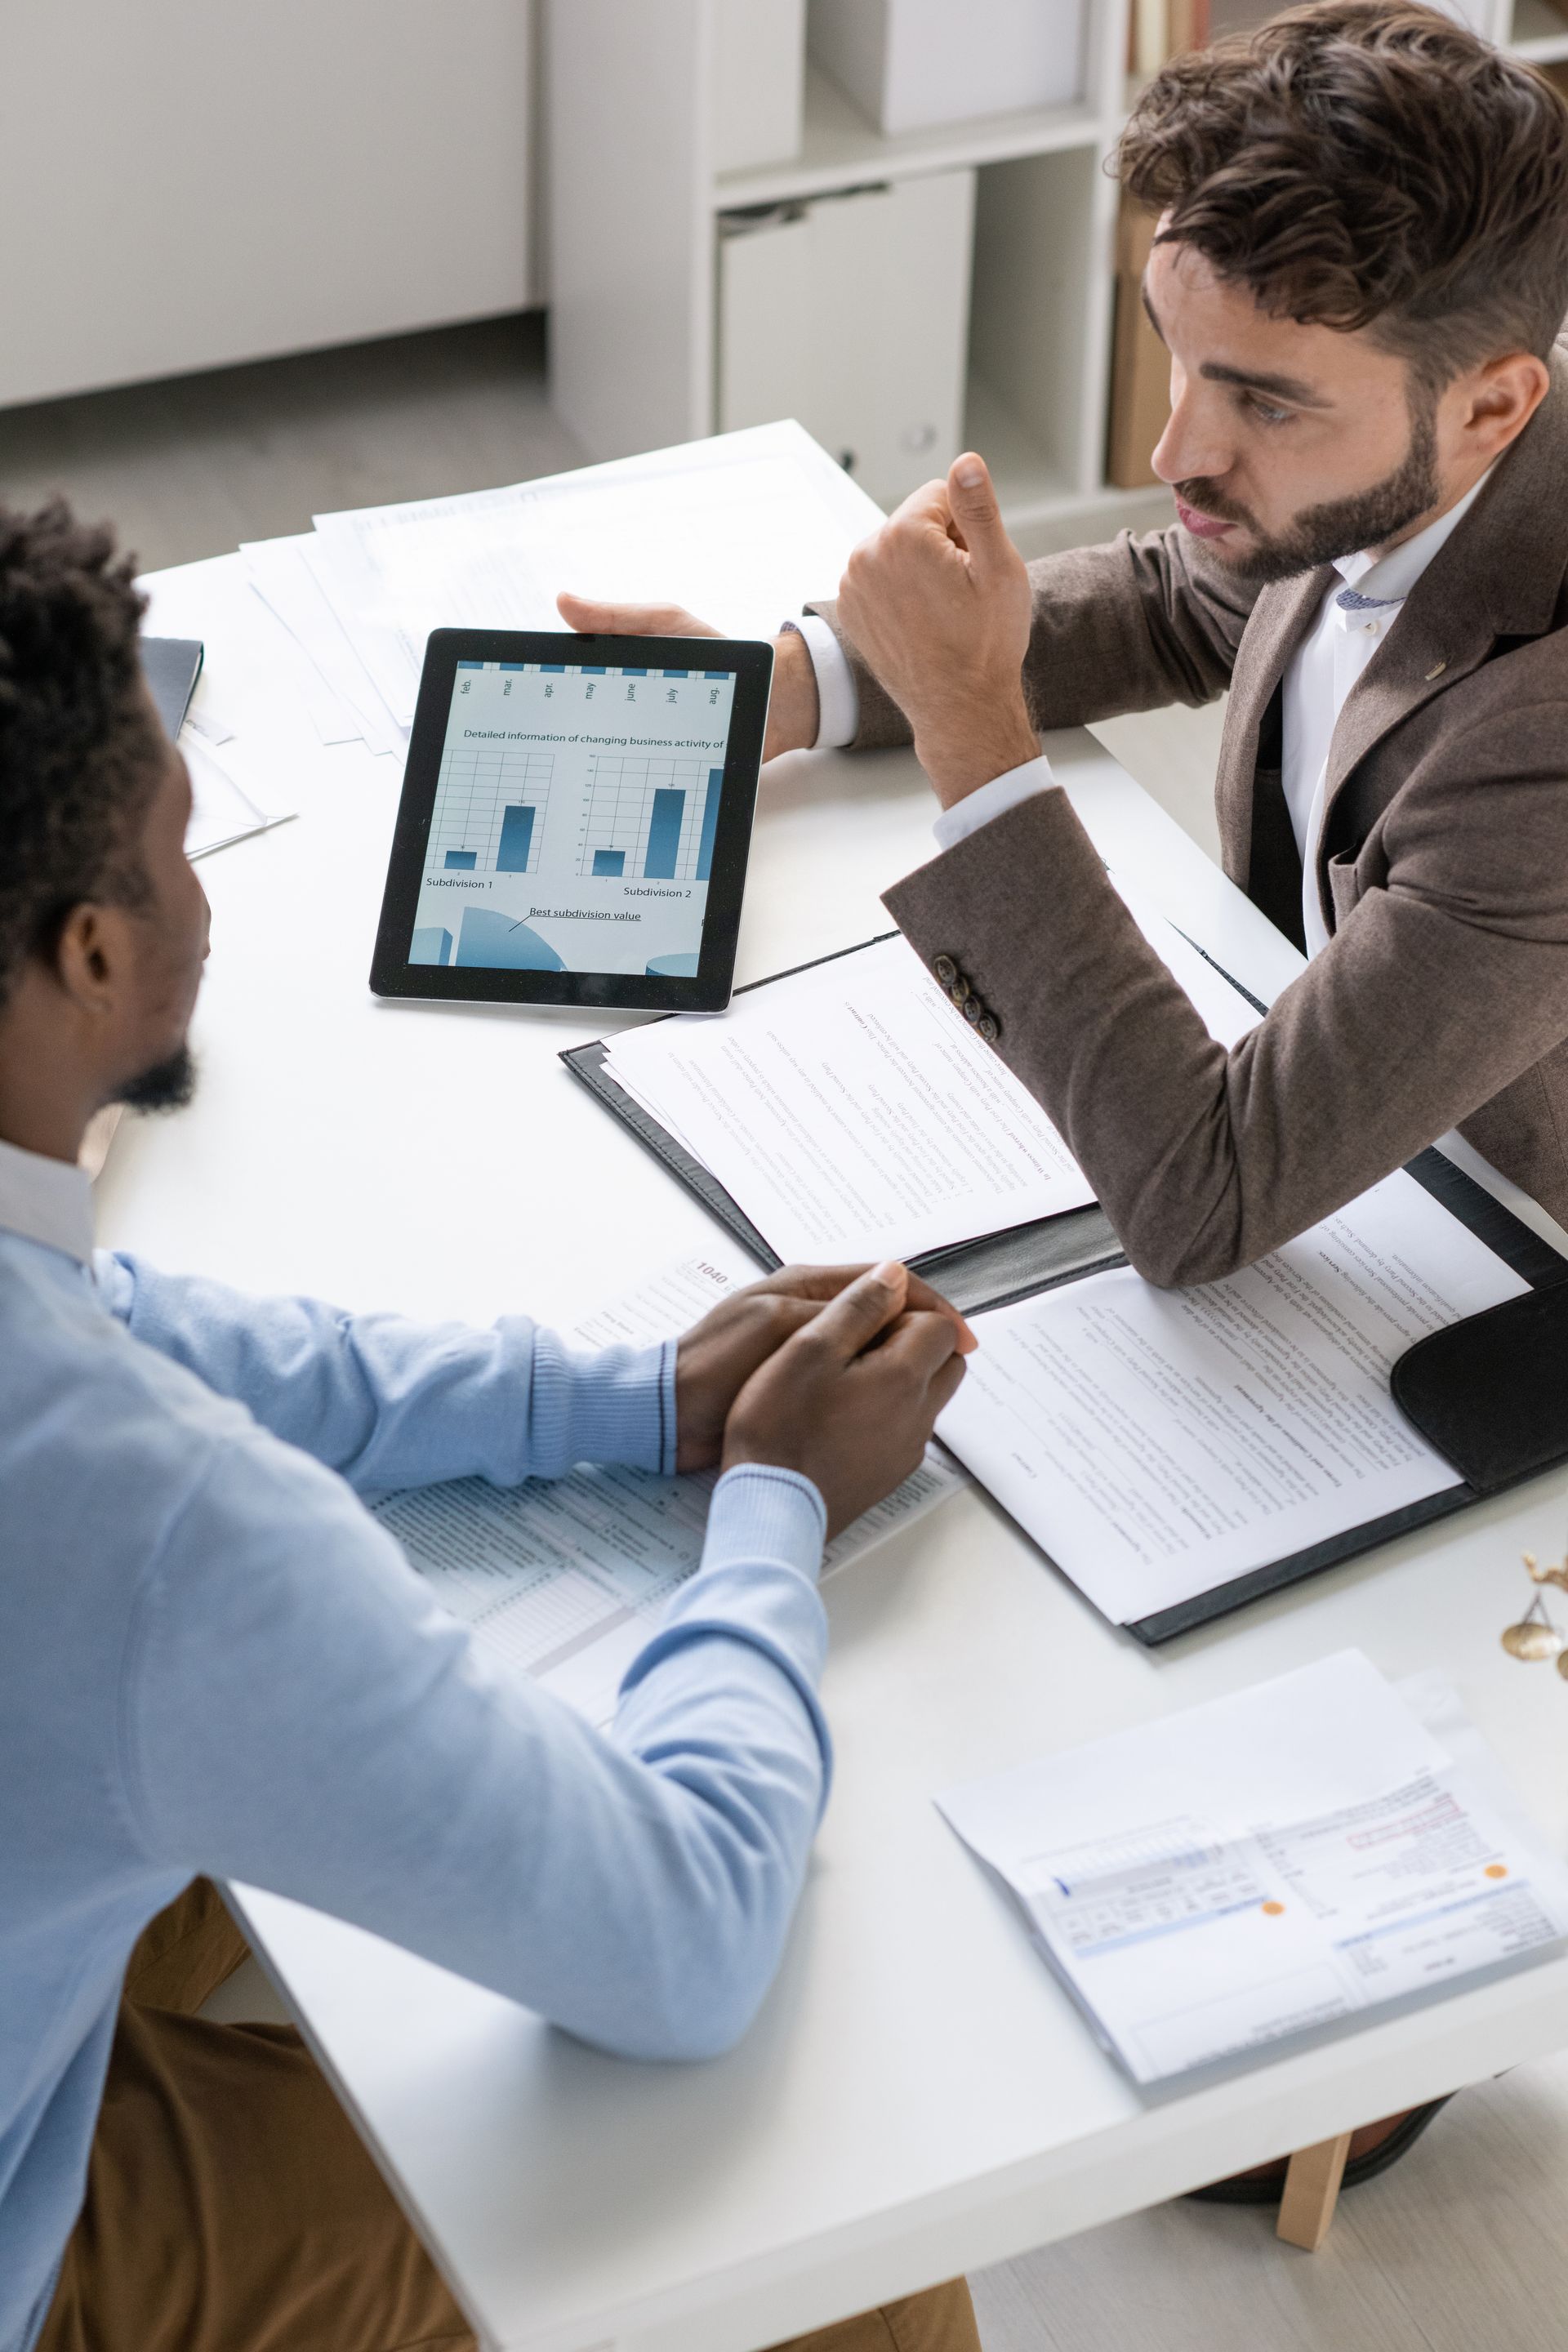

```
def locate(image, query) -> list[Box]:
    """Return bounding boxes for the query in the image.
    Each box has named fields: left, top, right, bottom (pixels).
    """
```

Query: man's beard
left=115, top=1044, right=198, bottom=1115
left=1174, top=401, right=1441, bottom=584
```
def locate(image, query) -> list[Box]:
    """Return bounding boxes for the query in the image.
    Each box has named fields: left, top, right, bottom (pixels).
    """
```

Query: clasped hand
left=675, top=1263, right=974, bottom=1537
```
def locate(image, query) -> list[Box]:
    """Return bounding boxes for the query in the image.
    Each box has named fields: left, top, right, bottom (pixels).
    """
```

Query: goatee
left=115, top=1044, right=197, bottom=1115
left=1174, top=403, right=1442, bottom=584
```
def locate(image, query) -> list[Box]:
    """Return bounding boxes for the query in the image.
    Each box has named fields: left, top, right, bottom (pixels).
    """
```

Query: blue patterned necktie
left=1335, top=585, right=1402, bottom=612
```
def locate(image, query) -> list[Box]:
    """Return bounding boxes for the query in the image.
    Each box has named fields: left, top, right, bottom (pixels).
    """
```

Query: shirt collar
left=1332, top=465, right=1494, bottom=604
left=0, top=1134, right=95, bottom=1263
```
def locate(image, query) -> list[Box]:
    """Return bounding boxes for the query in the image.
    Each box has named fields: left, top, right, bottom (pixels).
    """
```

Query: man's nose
left=1150, top=381, right=1232, bottom=489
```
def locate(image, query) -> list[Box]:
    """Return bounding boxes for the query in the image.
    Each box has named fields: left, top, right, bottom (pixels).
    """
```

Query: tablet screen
left=408, top=657, right=739, bottom=981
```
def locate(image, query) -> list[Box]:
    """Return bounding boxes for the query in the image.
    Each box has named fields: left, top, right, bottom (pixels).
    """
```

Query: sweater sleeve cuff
left=527, top=1331, right=675, bottom=1476
left=932, top=753, right=1058, bottom=850
left=782, top=615, right=860, bottom=750
left=701, top=1463, right=827, bottom=1580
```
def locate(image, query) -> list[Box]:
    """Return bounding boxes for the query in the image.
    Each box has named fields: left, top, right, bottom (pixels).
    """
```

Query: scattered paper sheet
left=375, top=1245, right=969, bottom=1723
left=182, top=733, right=294, bottom=861
left=935, top=1167, right=1529, bottom=1626
left=241, top=536, right=403, bottom=755
left=936, top=1650, right=1568, bottom=2084
left=310, top=430, right=871, bottom=728
left=601, top=898, right=1259, bottom=1264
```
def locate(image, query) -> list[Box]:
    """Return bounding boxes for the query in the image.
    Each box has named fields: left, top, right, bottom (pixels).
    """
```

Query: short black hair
left=1119, top=0, right=1568, bottom=388
left=0, top=499, right=163, bottom=1010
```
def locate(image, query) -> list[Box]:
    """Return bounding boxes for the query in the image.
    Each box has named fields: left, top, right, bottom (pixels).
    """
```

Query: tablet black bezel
left=369, top=628, right=773, bottom=1013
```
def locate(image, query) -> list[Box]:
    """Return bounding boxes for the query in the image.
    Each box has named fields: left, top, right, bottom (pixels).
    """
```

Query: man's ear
left=1457, top=350, right=1551, bottom=458
left=51, top=902, right=134, bottom=1018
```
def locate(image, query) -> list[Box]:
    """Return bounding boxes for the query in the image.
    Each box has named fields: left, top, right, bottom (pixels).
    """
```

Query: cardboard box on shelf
left=1107, top=198, right=1170, bottom=488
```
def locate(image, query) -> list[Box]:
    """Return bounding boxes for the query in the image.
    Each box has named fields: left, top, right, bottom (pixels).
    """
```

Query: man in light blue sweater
left=0, top=501, right=976, bottom=2352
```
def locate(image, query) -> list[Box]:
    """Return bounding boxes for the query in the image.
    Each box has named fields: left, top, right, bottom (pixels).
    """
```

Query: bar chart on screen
left=428, top=743, right=555, bottom=880
left=578, top=754, right=723, bottom=884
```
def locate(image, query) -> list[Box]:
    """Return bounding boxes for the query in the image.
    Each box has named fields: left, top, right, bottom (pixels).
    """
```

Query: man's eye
left=1248, top=396, right=1294, bottom=426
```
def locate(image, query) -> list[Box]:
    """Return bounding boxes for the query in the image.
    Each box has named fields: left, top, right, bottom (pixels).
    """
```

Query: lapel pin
left=1425, top=660, right=1448, bottom=680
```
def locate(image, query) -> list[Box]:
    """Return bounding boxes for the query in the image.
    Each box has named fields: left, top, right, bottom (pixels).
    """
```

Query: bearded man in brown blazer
left=568, top=0, right=1568, bottom=1300
left=559, top=0, right=1568, bottom=2198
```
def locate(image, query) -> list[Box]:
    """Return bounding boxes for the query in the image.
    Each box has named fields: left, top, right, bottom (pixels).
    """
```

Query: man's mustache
left=1173, top=479, right=1259, bottom=531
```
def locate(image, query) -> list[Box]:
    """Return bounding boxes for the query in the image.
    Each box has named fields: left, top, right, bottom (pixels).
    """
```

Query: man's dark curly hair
left=0, top=500, right=163, bottom=1011
left=1118, top=0, right=1568, bottom=387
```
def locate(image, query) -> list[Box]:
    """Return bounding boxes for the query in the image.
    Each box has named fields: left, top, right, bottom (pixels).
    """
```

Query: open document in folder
left=566, top=906, right=1568, bottom=1639
left=592, top=890, right=1260, bottom=1266
left=936, top=1650, right=1568, bottom=2086
left=933, top=1165, right=1531, bottom=1638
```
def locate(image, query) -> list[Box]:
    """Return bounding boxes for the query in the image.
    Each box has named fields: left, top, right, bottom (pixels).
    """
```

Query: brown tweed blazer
left=810, top=351, right=1568, bottom=1285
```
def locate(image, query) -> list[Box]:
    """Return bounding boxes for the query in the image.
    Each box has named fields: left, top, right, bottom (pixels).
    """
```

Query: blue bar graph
left=581, top=666, right=607, bottom=675
left=411, top=925, right=452, bottom=966
left=592, top=849, right=625, bottom=876
left=620, top=667, right=647, bottom=677
left=497, top=804, right=536, bottom=872
left=498, top=662, right=526, bottom=672
left=541, top=664, right=566, bottom=673
left=695, top=768, right=722, bottom=881
left=644, top=789, right=685, bottom=879
left=662, top=669, right=688, bottom=679
left=444, top=850, right=477, bottom=871
left=457, top=661, right=483, bottom=670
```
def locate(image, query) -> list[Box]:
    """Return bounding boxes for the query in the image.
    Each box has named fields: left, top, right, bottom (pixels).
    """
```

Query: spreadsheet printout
left=374, top=1248, right=969, bottom=1725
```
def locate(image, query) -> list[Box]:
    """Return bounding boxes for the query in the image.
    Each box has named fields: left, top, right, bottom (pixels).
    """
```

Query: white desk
left=103, top=541, right=1568, bottom=2352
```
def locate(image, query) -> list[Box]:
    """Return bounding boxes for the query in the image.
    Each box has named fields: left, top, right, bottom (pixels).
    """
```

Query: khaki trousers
left=40, top=1882, right=982, bottom=2352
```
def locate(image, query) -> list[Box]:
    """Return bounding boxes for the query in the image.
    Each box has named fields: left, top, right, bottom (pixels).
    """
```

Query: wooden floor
left=15, top=317, right=1560, bottom=2351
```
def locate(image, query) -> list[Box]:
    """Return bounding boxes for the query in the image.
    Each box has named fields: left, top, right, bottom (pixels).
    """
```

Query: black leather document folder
left=141, top=636, right=204, bottom=743
left=564, top=938, right=1568, bottom=1645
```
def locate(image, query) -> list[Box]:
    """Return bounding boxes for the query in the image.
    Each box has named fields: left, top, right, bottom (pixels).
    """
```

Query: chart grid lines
left=578, top=754, right=715, bottom=882
left=430, top=747, right=555, bottom=876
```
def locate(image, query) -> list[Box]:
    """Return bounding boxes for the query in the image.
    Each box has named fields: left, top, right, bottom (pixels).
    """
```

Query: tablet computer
left=370, top=628, right=773, bottom=1012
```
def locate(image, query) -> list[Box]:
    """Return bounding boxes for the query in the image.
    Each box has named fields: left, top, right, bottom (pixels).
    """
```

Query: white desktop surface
left=97, top=523, right=1568, bottom=2352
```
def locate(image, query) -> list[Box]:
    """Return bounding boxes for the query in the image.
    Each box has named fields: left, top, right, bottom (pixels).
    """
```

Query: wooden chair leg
left=1276, top=2132, right=1353, bottom=2251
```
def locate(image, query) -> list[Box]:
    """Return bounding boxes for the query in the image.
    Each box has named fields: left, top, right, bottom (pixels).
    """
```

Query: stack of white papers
left=601, top=896, right=1261, bottom=1264
left=938, top=1650, right=1568, bottom=2084
left=373, top=1244, right=969, bottom=1726
left=237, top=421, right=875, bottom=758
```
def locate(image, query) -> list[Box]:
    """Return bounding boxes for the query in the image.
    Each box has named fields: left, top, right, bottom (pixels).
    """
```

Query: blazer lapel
left=1322, top=350, right=1568, bottom=826
left=1216, top=567, right=1329, bottom=884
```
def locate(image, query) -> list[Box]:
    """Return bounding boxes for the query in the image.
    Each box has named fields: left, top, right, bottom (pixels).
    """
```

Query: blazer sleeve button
left=977, top=1013, right=1000, bottom=1044
left=933, top=954, right=958, bottom=986
left=961, top=996, right=982, bottom=1024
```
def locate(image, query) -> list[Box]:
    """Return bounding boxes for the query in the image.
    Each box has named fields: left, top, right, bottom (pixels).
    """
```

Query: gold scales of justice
left=1503, top=1549, right=1568, bottom=1672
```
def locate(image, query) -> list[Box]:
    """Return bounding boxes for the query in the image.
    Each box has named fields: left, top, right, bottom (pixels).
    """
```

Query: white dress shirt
left=787, top=469, right=1491, bottom=956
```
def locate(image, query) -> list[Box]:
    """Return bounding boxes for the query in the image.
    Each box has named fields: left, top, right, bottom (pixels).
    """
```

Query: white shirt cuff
left=932, top=755, right=1057, bottom=851
left=782, top=615, right=859, bottom=751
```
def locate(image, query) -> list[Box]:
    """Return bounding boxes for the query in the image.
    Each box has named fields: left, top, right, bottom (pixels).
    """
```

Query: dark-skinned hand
left=718, top=1262, right=971, bottom=1535
left=675, top=1262, right=973, bottom=1474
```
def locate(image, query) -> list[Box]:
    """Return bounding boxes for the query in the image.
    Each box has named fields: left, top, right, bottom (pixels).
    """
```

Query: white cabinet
left=547, top=0, right=1126, bottom=529
left=717, top=172, right=973, bottom=507
left=0, top=0, right=535, bottom=411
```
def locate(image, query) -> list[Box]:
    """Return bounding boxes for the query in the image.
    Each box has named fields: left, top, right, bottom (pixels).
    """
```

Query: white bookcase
left=546, top=0, right=1129, bottom=529
left=546, top=0, right=1561, bottom=532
